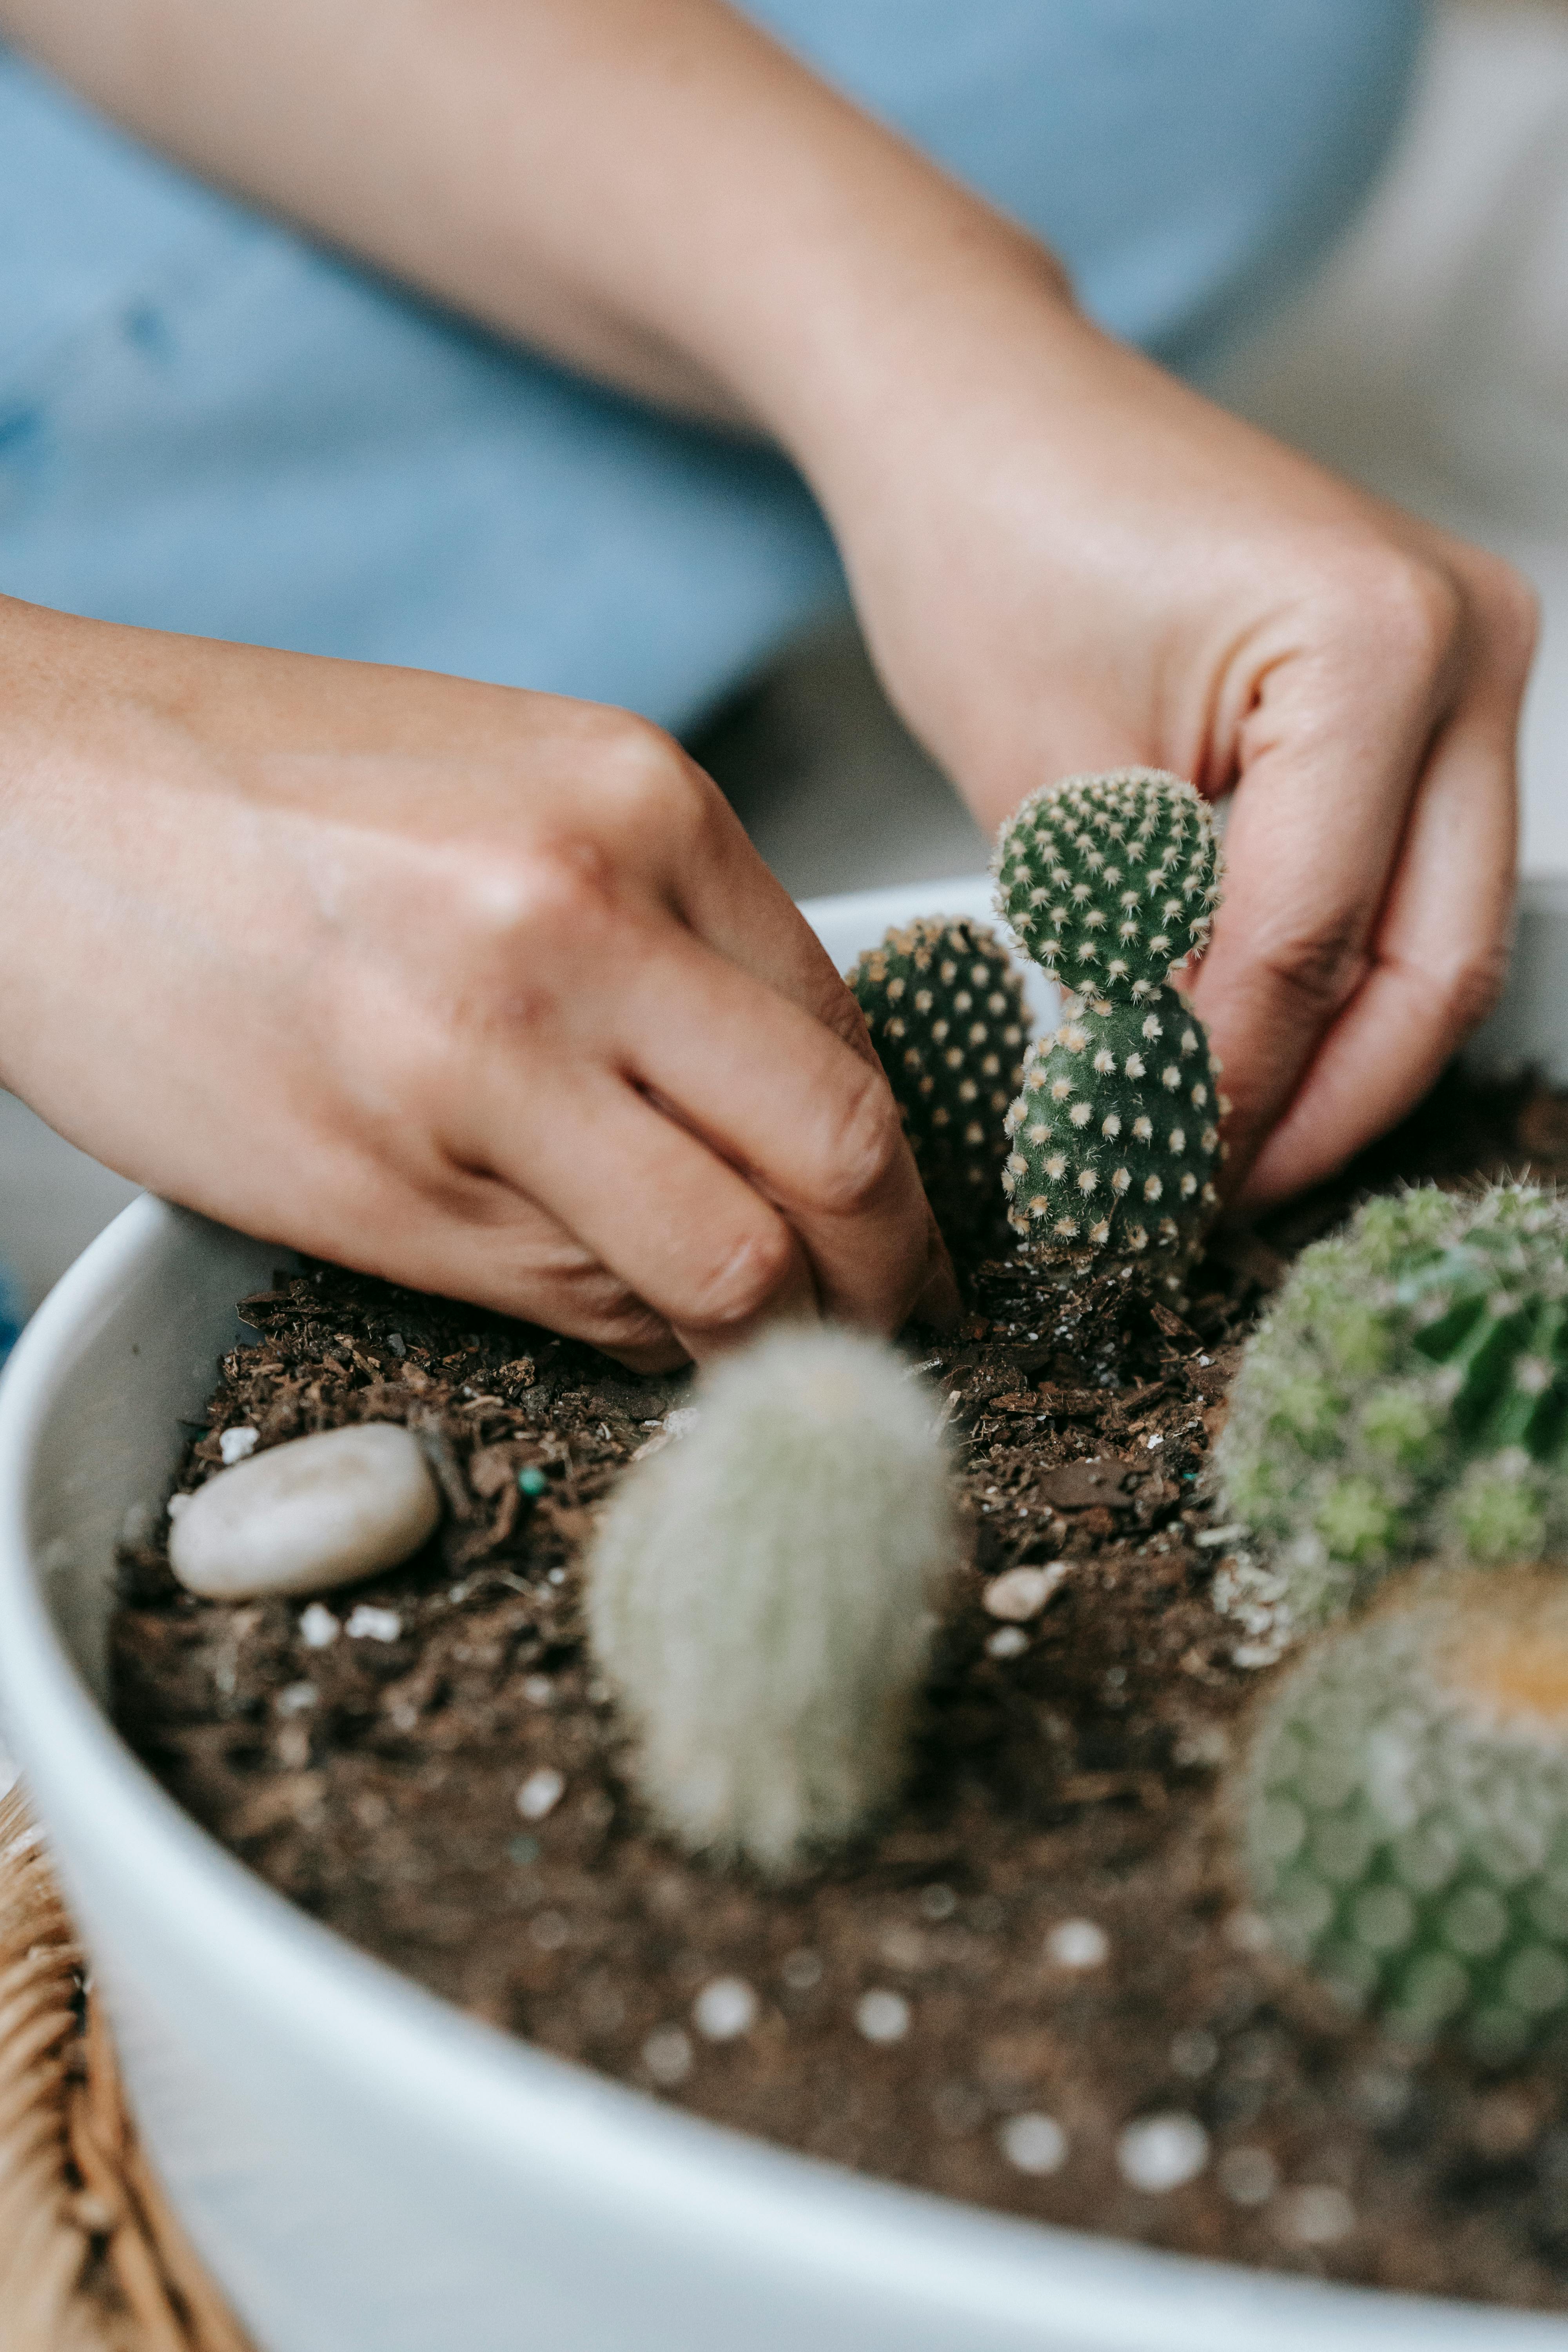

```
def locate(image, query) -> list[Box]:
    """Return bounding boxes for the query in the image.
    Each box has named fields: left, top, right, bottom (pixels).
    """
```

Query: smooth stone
left=169, top=1423, right=442, bottom=1600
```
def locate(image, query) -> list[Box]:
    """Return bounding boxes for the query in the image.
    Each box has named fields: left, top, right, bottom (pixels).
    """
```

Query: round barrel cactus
left=848, top=917, right=1027, bottom=1251
left=1237, top=1570, right=1568, bottom=2062
left=1216, top=1181, right=1568, bottom=1622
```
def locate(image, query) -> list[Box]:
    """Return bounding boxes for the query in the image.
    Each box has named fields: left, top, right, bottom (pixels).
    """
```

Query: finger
left=1189, top=596, right=1462, bottom=1189
left=464, top=1061, right=826, bottom=1359
left=1236, top=668, right=1519, bottom=1207
left=607, top=921, right=953, bottom=1333
left=667, top=765, right=893, bottom=1067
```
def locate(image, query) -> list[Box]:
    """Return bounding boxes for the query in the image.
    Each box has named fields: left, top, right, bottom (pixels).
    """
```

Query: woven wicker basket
left=0, top=1785, right=252, bottom=2352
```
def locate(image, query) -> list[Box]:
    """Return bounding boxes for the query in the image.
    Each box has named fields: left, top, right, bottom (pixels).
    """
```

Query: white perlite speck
left=986, top=1626, right=1028, bottom=1659
left=1275, top=2185, right=1355, bottom=2246
left=643, top=2027, right=693, bottom=2086
left=345, top=1604, right=401, bottom=1642
left=168, top=1422, right=441, bottom=1601
left=983, top=1563, right=1068, bottom=1621
left=1045, top=1918, right=1109, bottom=1969
left=1218, top=2145, right=1278, bottom=2207
left=693, top=1977, right=757, bottom=2041
left=298, top=1603, right=339, bottom=1650
left=855, top=1988, right=910, bottom=2044
left=516, top=1768, right=565, bottom=1822
left=998, top=2112, right=1067, bottom=2175
left=218, top=1426, right=259, bottom=1466
left=1116, top=2113, right=1209, bottom=2193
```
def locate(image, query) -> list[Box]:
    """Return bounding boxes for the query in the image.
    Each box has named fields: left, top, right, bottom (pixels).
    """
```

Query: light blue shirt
left=0, top=1, right=1423, bottom=730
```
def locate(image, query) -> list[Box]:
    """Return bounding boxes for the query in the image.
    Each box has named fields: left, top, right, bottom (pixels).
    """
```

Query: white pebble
left=1218, top=2145, right=1278, bottom=2207
left=522, top=1674, right=554, bottom=1706
left=1276, top=2184, right=1355, bottom=2246
left=855, top=1988, right=911, bottom=2044
left=693, top=1976, right=757, bottom=2041
left=345, top=1604, right=401, bottom=1642
left=643, top=2026, right=693, bottom=2086
left=983, top=1563, right=1068, bottom=1621
left=299, top=1602, right=339, bottom=1649
left=1117, top=2113, right=1210, bottom=2194
left=219, top=1426, right=260, bottom=1466
left=169, top=1423, right=441, bottom=1600
left=1045, top=1918, right=1109, bottom=1970
left=999, top=2112, right=1068, bottom=2176
left=986, top=1626, right=1029, bottom=1659
left=1144, top=1432, right=1164, bottom=1450
left=517, top=1767, right=565, bottom=1822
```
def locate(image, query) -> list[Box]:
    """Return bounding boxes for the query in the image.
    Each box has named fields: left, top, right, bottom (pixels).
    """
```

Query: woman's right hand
left=0, top=599, right=953, bottom=1370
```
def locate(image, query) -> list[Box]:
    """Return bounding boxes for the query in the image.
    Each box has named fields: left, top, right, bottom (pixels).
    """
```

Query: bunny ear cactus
left=585, top=1327, right=955, bottom=1876
left=992, top=769, right=1225, bottom=1294
left=1238, top=1569, right=1568, bottom=2063
left=848, top=918, right=1028, bottom=1252
left=1216, top=1181, right=1568, bottom=1625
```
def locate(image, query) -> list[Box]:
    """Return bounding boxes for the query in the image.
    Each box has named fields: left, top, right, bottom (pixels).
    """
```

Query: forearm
left=0, top=0, right=1072, bottom=443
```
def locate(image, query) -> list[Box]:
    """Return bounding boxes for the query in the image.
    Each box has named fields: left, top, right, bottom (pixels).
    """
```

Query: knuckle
left=1313, top=550, right=1463, bottom=681
left=810, top=1062, right=908, bottom=1219
left=594, top=711, right=706, bottom=828
left=1255, top=916, right=1369, bottom=1022
left=1432, top=941, right=1510, bottom=1038
left=1474, top=554, right=1541, bottom=677
left=1360, top=555, right=1465, bottom=676
left=682, top=1223, right=798, bottom=1333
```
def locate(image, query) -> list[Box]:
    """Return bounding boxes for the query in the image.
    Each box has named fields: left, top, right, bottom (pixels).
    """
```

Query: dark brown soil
left=111, top=1069, right=1568, bottom=2308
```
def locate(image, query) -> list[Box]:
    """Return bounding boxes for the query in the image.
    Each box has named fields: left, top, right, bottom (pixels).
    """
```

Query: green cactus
left=848, top=918, right=1028, bottom=1251
left=993, top=766, right=1221, bottom=1001
left=585, top=1326, right=955, bottom=1875
left=1216, top=1182, right=1568, bottom=1622
left=991, top=769, right=1225, bottom=1292
left=1237, top=1569, right=1568, bottom=2062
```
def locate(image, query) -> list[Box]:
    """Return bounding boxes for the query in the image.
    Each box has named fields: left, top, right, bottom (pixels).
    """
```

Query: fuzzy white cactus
left=586, top=1326, right=955, bottom=1875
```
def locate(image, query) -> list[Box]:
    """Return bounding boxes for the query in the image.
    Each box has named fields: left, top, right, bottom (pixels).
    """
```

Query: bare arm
left=0, top=0, right=1537, bottom=1209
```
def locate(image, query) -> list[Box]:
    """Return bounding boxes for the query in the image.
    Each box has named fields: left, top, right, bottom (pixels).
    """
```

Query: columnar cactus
left=1216, top=1181, right=1568, bottom=1623
left=991, top=769, right=1225, bottom=1292
left=848, top=918, right=1028, bottom=1251
left=585, top=1327, right=955, bottom=1875
left=1237, top=1570, right=1568, bottom=2062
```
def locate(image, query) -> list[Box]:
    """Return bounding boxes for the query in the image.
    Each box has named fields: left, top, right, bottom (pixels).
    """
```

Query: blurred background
left=2, top=0, right=1566, bottom=1330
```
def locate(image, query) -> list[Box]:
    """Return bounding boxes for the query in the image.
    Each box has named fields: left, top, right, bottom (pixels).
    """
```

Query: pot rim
left=0, top=1177, right=1559, bottom=2346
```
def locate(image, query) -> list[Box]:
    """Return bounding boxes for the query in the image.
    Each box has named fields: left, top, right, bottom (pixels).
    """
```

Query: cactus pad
left=1216, top=1181, right=1568, bottom=1622
left=1238, top=1570, right=1568, bottom=2061
left=586, top=1327, right=955, bottom=1875
left=848, top=918, right=1027, bottom=1250
left=993, top=767, right=1220, bottom=1000
left=1000, top=991, right=1221, bottom=1291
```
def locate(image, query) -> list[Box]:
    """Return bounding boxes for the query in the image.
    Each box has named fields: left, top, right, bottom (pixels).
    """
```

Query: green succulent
left=1216, top=1182, right=1568, bottom=1622
left=992, top=766, right=1220, bottom=1001
left=848, top=917, right=1027, bottom=1251
left=991, top=769, right=1226, bottom=1293
left=1237, top=1569, right=1568, bottom=2063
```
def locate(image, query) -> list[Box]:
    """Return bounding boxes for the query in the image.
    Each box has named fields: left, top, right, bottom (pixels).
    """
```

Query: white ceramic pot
left=0, top=876, right=1563, bottom=2352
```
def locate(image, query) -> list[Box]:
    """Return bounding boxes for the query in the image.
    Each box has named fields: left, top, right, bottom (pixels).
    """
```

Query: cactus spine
left=1216, top=1182, right=1568, bottom=1623
left=1237, top=1570, right=1568, bottom=2062
left=586, top=1327, right=955, bottom=1875
left=848, top=919, right=1028, bottom=1251
left=992, top=769, right=1225, bottom=1292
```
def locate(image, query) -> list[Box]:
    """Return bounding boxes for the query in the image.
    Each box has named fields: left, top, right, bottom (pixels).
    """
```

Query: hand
left=0, top=601, right=954, bottom=1369
left=791, top=289, right=1537, bottom=1205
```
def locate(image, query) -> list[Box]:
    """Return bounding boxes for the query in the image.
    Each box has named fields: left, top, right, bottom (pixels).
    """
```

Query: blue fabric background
left=0, top=1, right=1424, bottom=729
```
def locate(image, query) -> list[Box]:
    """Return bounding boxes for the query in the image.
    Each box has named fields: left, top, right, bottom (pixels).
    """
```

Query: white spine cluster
left=586, top=1327, right=955, bottom=1875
